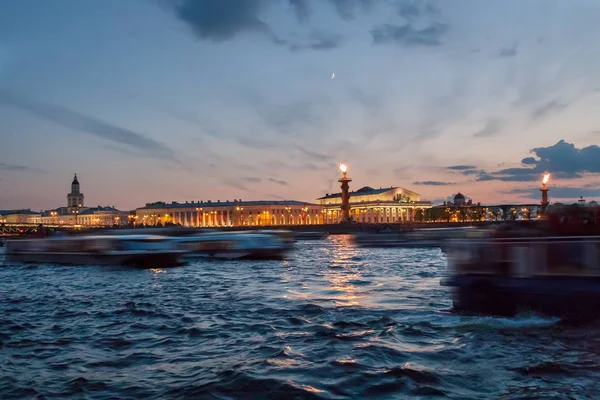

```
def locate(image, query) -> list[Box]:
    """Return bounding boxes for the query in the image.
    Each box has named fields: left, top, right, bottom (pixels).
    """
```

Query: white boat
left=5, top=234, right=186, bottom=267
left=171, top=231, right=289, bottom=260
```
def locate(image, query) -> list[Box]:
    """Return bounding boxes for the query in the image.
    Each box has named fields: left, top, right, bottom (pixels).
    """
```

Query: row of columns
left=323, top=207, right=417, bottom=224
left=171, top=210, right=324, bottom=227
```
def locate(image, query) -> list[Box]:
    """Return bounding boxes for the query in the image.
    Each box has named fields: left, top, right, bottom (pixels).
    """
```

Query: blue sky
left=1, top=0, right=600, bottom=210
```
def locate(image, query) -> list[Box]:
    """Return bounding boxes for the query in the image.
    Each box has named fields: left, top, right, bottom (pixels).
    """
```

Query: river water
left=1, top=235, right=599, bottom=399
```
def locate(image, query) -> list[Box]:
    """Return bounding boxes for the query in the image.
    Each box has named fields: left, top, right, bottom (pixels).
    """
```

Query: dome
left=72, top=174, right=79, bottom=185
left=589, top=201, right=598, bottom=207
left=453, top=192, right=465, bottom=200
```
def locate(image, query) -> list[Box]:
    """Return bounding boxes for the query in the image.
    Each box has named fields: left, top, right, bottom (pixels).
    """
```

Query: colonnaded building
left=135, top=185, right=432, bottom=227
left=317, top=186, right=432, bottom=224
left=136, top=200, right=323, bottom=227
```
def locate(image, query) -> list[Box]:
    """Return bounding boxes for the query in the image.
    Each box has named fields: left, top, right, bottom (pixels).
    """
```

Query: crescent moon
left=331, top=73, right=335, bottom=79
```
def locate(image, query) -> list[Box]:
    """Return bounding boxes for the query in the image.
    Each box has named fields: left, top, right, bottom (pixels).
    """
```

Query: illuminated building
left=317, top=186, right=432, bottom=223
left=31, top=174, right=129, bottom=227
left=136, top=200, right=323, bottom=227
left=0, top=209, right=40, bottom=224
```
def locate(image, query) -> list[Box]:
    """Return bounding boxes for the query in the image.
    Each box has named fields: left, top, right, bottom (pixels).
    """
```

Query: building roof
left=138, top=200, right=319, bottom=210
left=317, top=186, right=400, bottom=200
left=0, top=209, right=40, bottom=215
left=454, top=192, right=465, bottom=200
left=72, top=174, right=79, bottom=185
left=79, top=206, right=122, bottom=216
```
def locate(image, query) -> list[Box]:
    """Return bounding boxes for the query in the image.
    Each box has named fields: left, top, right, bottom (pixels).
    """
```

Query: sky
left=1, top=0, right=600, bottom=211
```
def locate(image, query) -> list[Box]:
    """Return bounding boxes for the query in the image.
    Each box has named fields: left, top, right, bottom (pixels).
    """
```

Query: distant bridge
left=0, top=223, right=75, bottom=235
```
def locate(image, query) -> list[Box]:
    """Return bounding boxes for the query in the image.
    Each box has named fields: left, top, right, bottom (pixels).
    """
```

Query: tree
left=415, top=209, right=424, bottom=222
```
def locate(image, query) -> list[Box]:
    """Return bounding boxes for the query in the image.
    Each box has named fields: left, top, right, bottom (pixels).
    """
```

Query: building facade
left=30, top=175, right=129, bottom=227
left=136, top=200, right=323, bottom=227
left=317, top=186, right=432, bottom=223
left=0, top=209, right=40, bottom=224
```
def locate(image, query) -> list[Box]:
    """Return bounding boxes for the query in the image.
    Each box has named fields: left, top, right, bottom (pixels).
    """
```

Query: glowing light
left=543, top=173, right=550, bottom=185
left=339, top=163, right=347, bottom=174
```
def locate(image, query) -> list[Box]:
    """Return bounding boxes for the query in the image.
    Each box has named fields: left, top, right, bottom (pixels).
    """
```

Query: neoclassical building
left=317, top=186, right=432, bottom=223
left=33, top=175, right=129, bottom=227
left=136, top=199, right=323, bottom=227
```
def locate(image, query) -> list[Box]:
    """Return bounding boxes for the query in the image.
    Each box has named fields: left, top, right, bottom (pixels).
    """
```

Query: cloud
left=294, top=144, right=332, bottom=162
left=0, top=91, right=180, bottom=164
left=328, top=0, right=376, bottom=20
left=531, top=99, right=568, bottom=119
left=161, top=0, right=358, bottom=51
left=268, top=178, right=288, bottom=186
left=223, top=177, right=286, bottom=200
left=507, top=186, right=600, bottom=201
left=370, top=22, right=449, bottom=46
left=447, top=165, right=477, bottom=171
left=243, top=176, right=262, bottom=183
left=289, top=0, right=310, bottom=22
left=163, top=0, right=444, bottom=50
left=288, top=31, right=344, bottom=51
left=235, top=137, right=278, bottom=149
left=473, top=119, right=504, bottom=138
left=413, top=180, right=456, bottom=186
left=165, top=0, right=273, bottom=42
left=0, top=162, right=45, bottom=173
left=521, top=157, right=536, bottom=165
left=499, top=44, right=517, bottom=57
left=475, top=140, right=600, bottom=182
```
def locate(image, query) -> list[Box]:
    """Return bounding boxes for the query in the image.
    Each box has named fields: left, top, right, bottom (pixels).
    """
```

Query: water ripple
left=0, top=236, right=599, bottom=398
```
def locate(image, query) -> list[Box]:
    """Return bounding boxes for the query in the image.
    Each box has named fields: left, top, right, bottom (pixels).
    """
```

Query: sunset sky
left=1, top=0, right=600, bottom=211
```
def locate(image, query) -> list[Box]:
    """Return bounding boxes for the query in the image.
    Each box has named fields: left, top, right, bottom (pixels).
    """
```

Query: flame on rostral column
left=339, top=163, right=347, bottom=175
left=543, top=173, right=550, bottom=186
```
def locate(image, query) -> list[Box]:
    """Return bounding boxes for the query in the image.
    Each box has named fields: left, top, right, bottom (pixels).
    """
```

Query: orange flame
left=543, top=174, right=550, bottom=185
left=339, top=163, right=347, bottom=174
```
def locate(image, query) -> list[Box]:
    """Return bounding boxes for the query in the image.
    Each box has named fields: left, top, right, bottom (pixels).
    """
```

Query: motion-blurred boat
left=171, top=231, right=290, bottom=260
left=292, top=231, right=329, bottom=240
left=441, top=205, right=600, bottom=319
left=353, top=227, right=487, bottom=248
left=5, top=235, right=185, bottom=267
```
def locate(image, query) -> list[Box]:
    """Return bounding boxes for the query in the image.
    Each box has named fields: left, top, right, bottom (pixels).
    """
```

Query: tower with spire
left=67, top=173, right=84, bottom=210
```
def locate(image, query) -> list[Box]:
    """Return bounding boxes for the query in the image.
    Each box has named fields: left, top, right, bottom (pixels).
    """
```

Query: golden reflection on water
left=324, top=236, right=368, bottom=307
left=149, top=268, right=167, bottom=274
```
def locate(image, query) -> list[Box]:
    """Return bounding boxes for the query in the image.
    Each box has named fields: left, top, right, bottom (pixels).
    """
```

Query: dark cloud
left=499, top=44, right=517, bottom=57
left=521, top=157, right=536, bottom=165
left=475, top=140, right=600, bottom=182
left=223, top=177, right=286, bottom=200
left=164, top=0, right=445, bottom=50
left=473, top=119, right=504, bottom=138
left=243, top=176, right=262, bottom=183
left=289, top=0, right=311, bottom=22
left=0, top=162, right=45, bottom=173
left=531, top=99, right=568, bottom=119
left=294, top=145, right=332, bottom=162
left=447, top=165, right=477, bottom=171
left=165, top=0, right=272, bottom=42
left=235, top=137, right=278, bottom=149
left=370, top=22, right=449, bottom=46
left=268, top=178, right=288, bottom=186
left=0, top=91, right=180, bottom=164
left=288, top=31, right=345, bottom=51
left=328, top=0, right=376, bottom=21
left=413, top=181, right=456, bottom=186
left=507, top=186, right=600, bottom=201
left=397, top=1, right=440, bottom=20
